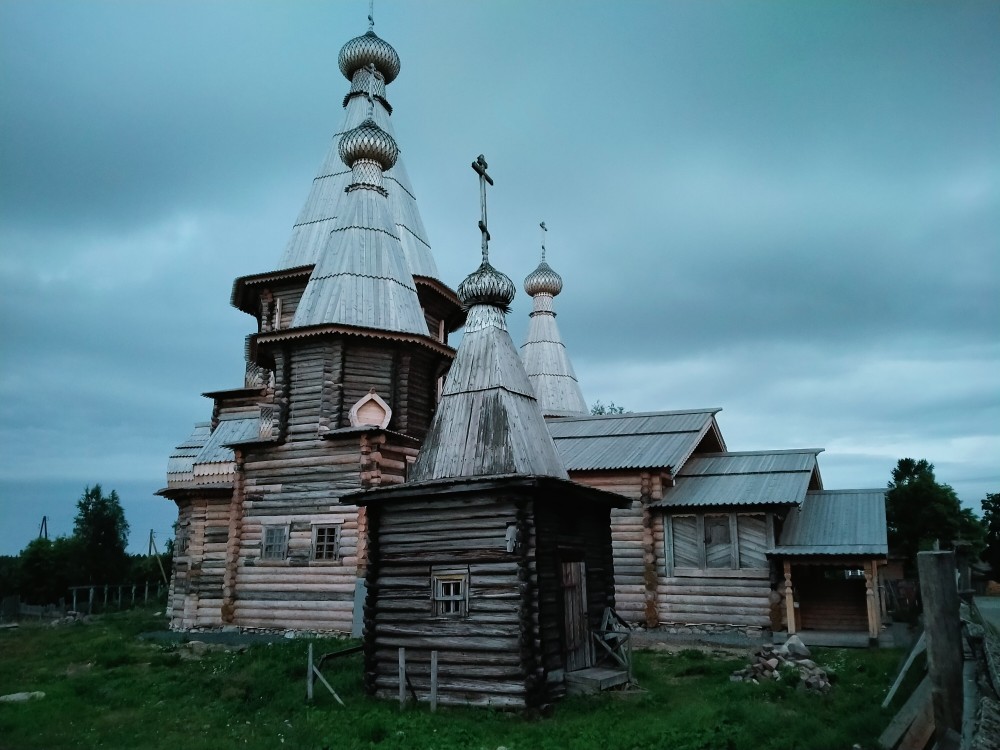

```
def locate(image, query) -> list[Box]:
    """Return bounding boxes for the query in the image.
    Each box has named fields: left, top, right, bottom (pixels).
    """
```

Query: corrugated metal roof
left=520, top=294, right=587, bottom=417
left=773, top=489, right=888, bottom=557
left=193, top=417, right=261, bottom=466
left=290, top=181, right=428, bottom=335
left=652, top=450, right=821, bottom=508
left=166, top=422, right=212, bottom=478
left=411, top=304, right=568, bottom=482
left=546, top=409, right=721, bottom=471
left=278, top=76, right=440, bottom=282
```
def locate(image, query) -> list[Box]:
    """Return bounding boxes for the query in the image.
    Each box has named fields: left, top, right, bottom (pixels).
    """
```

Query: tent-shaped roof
left=651, top=449, right=823, bottom=509
left=546, top=409, right=724, bottom=472
left=772, top=489, right=888, bottom=557
left=278, top=40, right=439, bottom=282
left=410, top=256, right=568, bottom=481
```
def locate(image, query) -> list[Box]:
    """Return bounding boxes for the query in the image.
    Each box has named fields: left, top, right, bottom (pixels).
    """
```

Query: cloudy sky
left=1, top=0, right=997, bottom=556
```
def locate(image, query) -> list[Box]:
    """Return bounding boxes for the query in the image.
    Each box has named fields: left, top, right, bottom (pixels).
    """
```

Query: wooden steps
left=564, top=667, right=630, bottom=695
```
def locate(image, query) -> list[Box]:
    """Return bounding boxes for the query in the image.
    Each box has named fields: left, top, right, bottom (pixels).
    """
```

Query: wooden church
left=161, top=15, right=889, bottom=677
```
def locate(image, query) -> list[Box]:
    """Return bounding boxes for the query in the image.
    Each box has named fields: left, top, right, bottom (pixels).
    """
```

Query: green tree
left=17, top=536, right=81, bottom=604
left=886, top=458, right=985, bottom=571
left=981, top=492, right=1000, bottom=577
left=590, top=400, right=627, bottom=415
left=74, top=484, right=130, bottom=584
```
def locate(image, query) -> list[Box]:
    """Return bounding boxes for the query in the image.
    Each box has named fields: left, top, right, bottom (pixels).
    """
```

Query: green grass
left=0, top=610, right=902, bottom=750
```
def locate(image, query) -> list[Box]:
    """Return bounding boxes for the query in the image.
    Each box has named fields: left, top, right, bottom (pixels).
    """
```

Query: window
left=666, top=513, right=771, bottom=574
left=312, top=524, right=341, bottom=561
left=431, top=566, right=469, bottom=617
left=261, top=525, right=288, bottom=560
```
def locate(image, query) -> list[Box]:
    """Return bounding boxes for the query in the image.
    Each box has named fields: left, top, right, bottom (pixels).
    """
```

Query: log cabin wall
left=168, top=495, right=231, bottom=629
left=654, top=509, right=774, bottom=629
left=532, top=500, right=616, bottom=687
left=235, top=434, right=365, bottom=632
left=364, top=494, right=530, bottom=709
left=567, top=470, right=663, bottom=626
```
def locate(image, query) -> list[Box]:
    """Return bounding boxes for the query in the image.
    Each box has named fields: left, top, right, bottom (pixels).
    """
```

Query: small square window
left=312, top=524, right=341, bottom=561
left=431, top=566, right=468, bottom=617
left=261, top=526, right=288, bottom=560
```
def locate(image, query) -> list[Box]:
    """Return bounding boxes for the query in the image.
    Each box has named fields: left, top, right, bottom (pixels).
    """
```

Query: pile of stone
left=729, top=635, right=832, bottom=693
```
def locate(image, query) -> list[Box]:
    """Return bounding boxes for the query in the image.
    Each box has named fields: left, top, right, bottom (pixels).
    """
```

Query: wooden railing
left=591, top=607, right=633, bottom=680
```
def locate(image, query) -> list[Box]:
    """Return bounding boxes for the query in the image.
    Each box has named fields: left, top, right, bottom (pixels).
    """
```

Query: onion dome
left=457, top=261, right=516, bottom=312
left=338, top=31, right=401, bottom=84
left=338, top=119, right=399, bottom=170
left=523, top=260, right=563, bottom=297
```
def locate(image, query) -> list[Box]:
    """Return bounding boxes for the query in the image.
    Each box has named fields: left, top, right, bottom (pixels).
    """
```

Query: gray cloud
left=1, top=0, right=997, bottom=553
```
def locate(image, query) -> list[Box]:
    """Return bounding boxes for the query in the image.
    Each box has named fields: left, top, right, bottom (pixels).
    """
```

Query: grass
left=0, top=609, right=903, bottom=750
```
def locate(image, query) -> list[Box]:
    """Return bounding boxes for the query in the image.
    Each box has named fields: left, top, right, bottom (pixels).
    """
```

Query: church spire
left=290, top=66, right=426, bottom=335
left=278, top=15, right=440, bottom=282
left=410, top=157, right=568, bottom=481
left=519, top=223, right=588, bottom=417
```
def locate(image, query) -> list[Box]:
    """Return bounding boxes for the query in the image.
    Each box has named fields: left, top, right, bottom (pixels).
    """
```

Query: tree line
left=0, top=485, right=172, bottom=605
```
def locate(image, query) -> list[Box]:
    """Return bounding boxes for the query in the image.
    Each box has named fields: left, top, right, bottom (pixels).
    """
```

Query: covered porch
left=770, top=489, right=888, bottom=644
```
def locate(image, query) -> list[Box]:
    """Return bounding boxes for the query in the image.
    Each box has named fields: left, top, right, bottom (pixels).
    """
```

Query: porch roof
left=772, top=489, right=887, bottom=557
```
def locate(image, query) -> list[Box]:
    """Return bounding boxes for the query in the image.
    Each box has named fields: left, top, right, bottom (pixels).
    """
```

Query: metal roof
left=194, top=416, right=261, bottom=465
left=166, top=422, right=212, bottom=478
left=546, top=409, right=722, bottom=471
left=277, top=65, right=439, bottom=282
left=520, top=286, right=587, bottom=418
left=410, top=303, right=568, bottom=482
left=772, top=489, right=888, bottom=557
left=651, top=449, right=821, bottom=509
left=290, top=176, right=428, bottom=335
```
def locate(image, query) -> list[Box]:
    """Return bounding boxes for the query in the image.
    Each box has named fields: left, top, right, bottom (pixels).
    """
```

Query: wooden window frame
left=311, top=523, right=341, bottom=562
left=665, top=512, right=772, bottom=577
left=261, top=525, right=289, bottom=561
left=431, top=566, right=469, bottom=617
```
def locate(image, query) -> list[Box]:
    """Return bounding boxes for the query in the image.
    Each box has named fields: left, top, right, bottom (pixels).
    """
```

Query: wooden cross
left=368, top=0, right=375, bottom=32
left=539, top=221, right=547, bottom=262
left=471, top=155, right=494, bottom=263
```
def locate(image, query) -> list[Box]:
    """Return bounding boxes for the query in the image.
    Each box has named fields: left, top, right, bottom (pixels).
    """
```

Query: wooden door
left=561, top=561, right=591, bottom=671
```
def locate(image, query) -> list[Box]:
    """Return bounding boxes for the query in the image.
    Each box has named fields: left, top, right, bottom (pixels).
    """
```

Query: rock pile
left=729, top=635, right=832, bottom=693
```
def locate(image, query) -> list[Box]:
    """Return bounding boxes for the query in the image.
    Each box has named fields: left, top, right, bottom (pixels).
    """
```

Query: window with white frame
left=312, top=524, right=341, bottom=561
left=261, top=525, right=288, bottom=560
left=431, top=566, right=469, bottom=617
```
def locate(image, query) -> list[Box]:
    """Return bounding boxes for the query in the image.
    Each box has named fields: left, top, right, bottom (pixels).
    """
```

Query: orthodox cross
left=368, top=0, right=375, bottom=32
left=472, top=154, right=494, bottom=264
left=539, top=221, right=547, bottom=262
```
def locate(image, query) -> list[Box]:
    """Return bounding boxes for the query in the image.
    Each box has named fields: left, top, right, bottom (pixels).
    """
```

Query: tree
left=886, top=458, right=985, bottom=571
left=981, top=492, right=1000, bottom=577
left=590, top=400, right=627, bottom=415
left=17, top=536, right=81, bottom=604
left=73, top=484, right=130, bottom=584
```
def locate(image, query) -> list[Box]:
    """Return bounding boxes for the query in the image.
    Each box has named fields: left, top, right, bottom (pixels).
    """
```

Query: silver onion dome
left=523, top=260, right=563, bottom=297
left=457, top=261, right=516, bottom=312
left=338, top=31, right=401, bottom=84
left=338, top=119, right=399, bottom=170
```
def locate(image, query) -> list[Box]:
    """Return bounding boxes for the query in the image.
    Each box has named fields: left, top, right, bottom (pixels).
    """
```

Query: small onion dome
left=457, top=261, right=516, bottom=311
left=523, top=260, right=563, bottom=297
left=338, top=118, right=399, bottom=170
left=338, top=30, right=401, bottom=84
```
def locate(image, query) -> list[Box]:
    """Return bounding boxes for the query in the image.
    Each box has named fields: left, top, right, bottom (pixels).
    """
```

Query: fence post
left=103, top=584, right=108, bottom=610
left=398, top=648, right=406, bottom=710
left=88, top=586, right=94, bottom=615
left=917, top=551, right=962, bottom=747
left=144, top=581, right=149, bottom=603
left=307, top=643, right=314, bottom=702
left=72, top=588, right=78, bottom=613
left=430, top=651, right=438, bottom=713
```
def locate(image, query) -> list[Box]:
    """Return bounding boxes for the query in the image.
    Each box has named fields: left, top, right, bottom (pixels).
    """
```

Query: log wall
left=655, top=511, right=772, bottom=628
left=364, top=494, right=528, bottom=709
left=168, top=495, right=230, bottom=629
left=568, top=470, right=663, bottom=626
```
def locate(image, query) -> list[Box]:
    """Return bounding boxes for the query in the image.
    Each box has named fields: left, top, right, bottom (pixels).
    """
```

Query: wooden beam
left=916, top=551, right=962, bottom=742
left=783, top=560, right=796, bottom=635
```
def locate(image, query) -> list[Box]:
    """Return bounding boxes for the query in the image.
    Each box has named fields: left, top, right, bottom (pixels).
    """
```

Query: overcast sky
left=1, top=0, right=997, bottom=556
